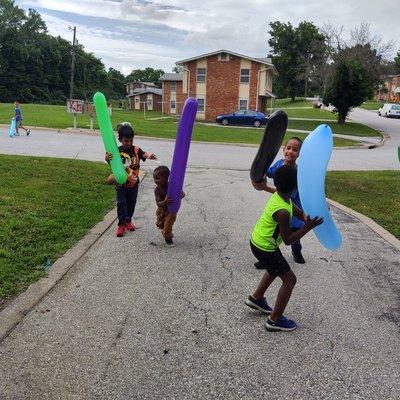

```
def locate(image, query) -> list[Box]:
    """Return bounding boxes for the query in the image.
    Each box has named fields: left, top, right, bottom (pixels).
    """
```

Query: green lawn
left=360, top=100, right=384, bottom=110
left=274, top=98, right=314, bottom=108
left=326, top=171, right=400, bottom=239
left=0, top=103, right=357, bottom=146
left=288, top=120, right=380, bottom=137
left=283, top=108, right=337, bottom=120
left=0, top=155, right=115, bottom=305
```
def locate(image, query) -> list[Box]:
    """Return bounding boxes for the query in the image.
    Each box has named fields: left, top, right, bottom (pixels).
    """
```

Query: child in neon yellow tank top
left=246, top=165, right=323, bottom=332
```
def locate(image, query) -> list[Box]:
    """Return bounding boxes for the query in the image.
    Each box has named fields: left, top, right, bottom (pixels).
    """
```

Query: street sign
left=67, top=99, right=84, bottom=114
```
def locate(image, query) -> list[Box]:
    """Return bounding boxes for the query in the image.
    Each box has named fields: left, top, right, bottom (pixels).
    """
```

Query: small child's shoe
left=116, top=225, right=126, bottom=237
left=245, top=295, right=272, bottom=314
left=165, top=238, right=175, bottom=247
left=126, top=221, right=136, bottom=231
left=265, top=315, right=298, bottom=332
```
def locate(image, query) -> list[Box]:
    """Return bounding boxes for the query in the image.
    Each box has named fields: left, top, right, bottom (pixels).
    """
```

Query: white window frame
left=197, top=68, right=207, bottom=83
left=170, top=100, right=176, bottom=109
left=197, top=97, right=205, bottom=112
left=170, top=82, right=177, bottom=93
left=239, top=98, right=248, bottom=111
left=134, top=96, right=140, bottom=104
left=240, top=69, right=250, bottom=84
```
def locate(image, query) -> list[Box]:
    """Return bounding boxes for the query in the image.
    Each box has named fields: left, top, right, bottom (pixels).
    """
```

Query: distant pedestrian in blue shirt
left=14, top=101, right=30, bottom=136
left=254, top=137, right=306, bottom=264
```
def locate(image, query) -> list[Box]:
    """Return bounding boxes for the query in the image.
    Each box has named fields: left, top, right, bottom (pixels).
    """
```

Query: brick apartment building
left=126, top=81, right=163, bottom=111
left=374, top=74, right=400, bottom=104
left=160, top=49, right=277, bottom=121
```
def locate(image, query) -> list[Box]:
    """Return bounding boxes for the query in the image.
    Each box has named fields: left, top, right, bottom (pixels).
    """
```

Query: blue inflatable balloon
left=298, top=124, right=342, bottom=250
left=9, top=118, right=16, bottom=137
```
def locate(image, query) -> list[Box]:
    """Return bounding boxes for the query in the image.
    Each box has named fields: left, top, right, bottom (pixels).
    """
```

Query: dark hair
left=153, top=165, right=170, bottom=177
left=117, top=123, right=134, bottom=139
left=285, top=136, right=303, bottom=147
left=273, top=165, right=297, bottom=194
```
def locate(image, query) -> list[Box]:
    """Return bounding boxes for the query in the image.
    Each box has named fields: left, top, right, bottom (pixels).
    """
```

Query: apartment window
left=170, top=82, right=177, bottom=93
left=219, top=52, right=229, bottom=61
left=170, top=100, right=176, bottom=109
left=197, top=98, right=205, bottom=112
left=197, top=68, right=206, bottom=83
left=239, top=98, right=248, bottom=111
left=240, top=69, right=250, bottom=84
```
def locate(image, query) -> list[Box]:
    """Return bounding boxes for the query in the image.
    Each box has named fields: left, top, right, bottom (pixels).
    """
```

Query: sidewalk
left=1, top=169, right=399, bottom=399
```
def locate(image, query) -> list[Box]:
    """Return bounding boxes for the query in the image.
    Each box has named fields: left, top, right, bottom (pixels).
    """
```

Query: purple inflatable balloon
left=167, top=98, right=198, bottom=214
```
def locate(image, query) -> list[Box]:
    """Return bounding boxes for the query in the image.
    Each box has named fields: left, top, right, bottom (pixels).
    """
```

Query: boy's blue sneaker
left=265, top=315, right=298, bottom=332
left=245, top=295, right=273, bottom=314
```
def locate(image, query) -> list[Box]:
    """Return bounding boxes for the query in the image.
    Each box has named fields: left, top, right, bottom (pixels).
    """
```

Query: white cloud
left=16, top=0, right=400, bottom=74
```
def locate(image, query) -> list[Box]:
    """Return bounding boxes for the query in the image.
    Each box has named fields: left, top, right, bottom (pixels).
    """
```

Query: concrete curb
left=0, top=209, right=117, bottom=342
left=327, top=198, right=400, bottom=251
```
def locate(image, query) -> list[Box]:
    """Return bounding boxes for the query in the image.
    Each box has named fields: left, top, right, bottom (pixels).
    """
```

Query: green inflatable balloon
left=94, top=92, right=126, bottom=185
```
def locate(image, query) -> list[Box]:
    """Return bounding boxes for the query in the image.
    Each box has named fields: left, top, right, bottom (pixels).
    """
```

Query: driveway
left=0, top=168, right=399, bottom=399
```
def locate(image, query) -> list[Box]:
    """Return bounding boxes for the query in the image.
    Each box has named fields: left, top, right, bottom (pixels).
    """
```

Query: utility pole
left=69, top=26, right=76, bottom=100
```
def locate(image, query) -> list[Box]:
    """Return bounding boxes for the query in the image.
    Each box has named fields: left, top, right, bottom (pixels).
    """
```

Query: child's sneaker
left=126, top=221, right=136, bottom=231
left=265, top=315, right=298, bottom=332
left=292, top=250, right=305, bottom=264
left=26, top=129, right=30, bottom=136
left=165, top=238, right=175, bottom=247
left=254, top=261, right=263, bottom=269
left=245, top=295, right=273, bottom=314
left=116, top=225, right=126, bottom=237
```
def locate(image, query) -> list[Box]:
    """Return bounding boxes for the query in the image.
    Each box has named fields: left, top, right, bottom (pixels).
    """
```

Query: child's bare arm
left=155, top=187, right=172, bottom=207
left=251, top=178, right=276, bottom=193
left=144, top=152, right=157, bottom=160
left=274, top=210, right=323, bottom=245
left=293, top=204, right=306, bottom=221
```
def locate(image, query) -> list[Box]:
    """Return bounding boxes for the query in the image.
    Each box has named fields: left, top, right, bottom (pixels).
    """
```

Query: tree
left=394, top=52, right=400, bottom=74
left=323, top=23, right=392, bottom=124
left=0, top=0, right=125, bottom=103
left=268, top=21, right=326, bottom=100
left=323, top=54, right=372, bottom=124
left=125, top=67, right=165, bottom=87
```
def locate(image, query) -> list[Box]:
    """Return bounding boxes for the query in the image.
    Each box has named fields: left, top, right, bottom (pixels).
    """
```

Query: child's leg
left=125, top=186, right=139, bottom=222
left=270, top=269, right=297, bottom=321
left=162, top=213, right=177, bottom=241
left=252, top=272, right=276, bottom=300
left=156, top=207, right=166, bottom=229
left=116, top=185, right=129, bottom=225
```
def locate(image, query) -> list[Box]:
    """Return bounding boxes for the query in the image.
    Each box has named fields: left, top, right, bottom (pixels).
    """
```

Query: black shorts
left=250, top=241, right=290, bottom=277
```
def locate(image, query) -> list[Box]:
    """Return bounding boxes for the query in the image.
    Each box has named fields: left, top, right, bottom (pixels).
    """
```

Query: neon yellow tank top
left=251, top=192, right=293, bottom=252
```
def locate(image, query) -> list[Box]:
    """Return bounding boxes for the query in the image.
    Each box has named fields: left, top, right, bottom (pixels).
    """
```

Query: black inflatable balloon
left=250, top=110, right=288, bottom=183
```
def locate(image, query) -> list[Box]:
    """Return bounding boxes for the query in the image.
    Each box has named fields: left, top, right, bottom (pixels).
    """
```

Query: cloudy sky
left=16, top=0, right=400, bottom=76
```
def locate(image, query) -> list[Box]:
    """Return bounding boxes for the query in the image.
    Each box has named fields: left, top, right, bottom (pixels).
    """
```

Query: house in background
left=126, top=81, right=163, bottom=111
left=161, top=49, right=277, bottom=120
left=159, top=73, right=184, bottom=116
left=374, top=74, right=400, bottom=103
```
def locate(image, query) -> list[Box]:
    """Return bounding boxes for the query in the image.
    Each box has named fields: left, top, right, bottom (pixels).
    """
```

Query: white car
left=378, top=103, right=400, bottom=118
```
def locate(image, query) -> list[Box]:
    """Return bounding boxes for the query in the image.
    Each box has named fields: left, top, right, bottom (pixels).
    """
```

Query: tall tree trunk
left=337, top=108, right=348, bottom=125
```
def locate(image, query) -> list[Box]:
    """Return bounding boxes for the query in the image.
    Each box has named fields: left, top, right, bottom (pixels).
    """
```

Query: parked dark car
left=216, top=110, right=267, bottom=127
